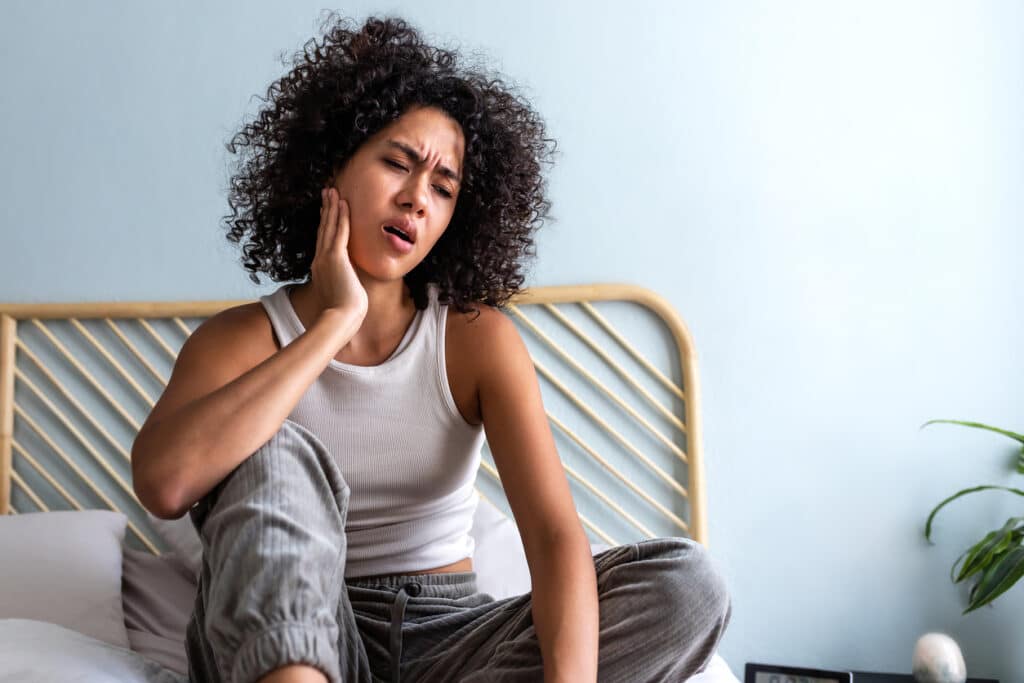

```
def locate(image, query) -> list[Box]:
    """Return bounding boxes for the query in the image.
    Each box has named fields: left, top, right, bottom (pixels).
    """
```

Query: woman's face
left=328, top=105, right=465, bottom=285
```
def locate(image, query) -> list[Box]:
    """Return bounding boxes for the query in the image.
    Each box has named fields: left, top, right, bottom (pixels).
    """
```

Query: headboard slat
left=106, top=319, right=169, bottom=384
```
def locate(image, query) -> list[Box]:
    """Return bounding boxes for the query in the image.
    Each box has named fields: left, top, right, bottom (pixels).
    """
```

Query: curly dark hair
left=221, top=12, right=557, bottom=315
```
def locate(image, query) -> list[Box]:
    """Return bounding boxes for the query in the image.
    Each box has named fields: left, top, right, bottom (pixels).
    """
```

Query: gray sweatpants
left=185, top=419, right=731, bottom=683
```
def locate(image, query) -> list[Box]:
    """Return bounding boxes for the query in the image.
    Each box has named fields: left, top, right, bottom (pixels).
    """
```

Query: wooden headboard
left=0, top=282, right=706, bottom=554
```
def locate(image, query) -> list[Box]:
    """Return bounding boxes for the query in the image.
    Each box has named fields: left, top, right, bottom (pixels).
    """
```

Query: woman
left=131, top=14, right=730, bottom=683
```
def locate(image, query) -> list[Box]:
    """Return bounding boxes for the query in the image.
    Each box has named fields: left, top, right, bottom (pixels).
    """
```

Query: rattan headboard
left=0, top=283, right=706, bottom=555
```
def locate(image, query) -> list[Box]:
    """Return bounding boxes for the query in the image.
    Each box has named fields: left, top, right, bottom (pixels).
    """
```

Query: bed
left=0, top=282, right=738, bottom=682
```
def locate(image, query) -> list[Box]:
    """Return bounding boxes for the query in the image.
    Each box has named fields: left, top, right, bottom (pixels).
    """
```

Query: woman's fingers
left=326, top=188, right=338, bottom=245
left=335, top=196, right=349, bottom=251
left=316, top=187, right=350, bottom=266
left=316, top=188, right=328, bottom=259
left=323, top=188, right=347, bottom=253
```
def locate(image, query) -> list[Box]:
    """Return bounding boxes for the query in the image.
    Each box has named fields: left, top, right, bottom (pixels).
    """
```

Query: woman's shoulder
left=196, top=302, right=278, bottom=362
left=443, top=303, right=514, bottom=427
left=214, top=301, right=275, bottom=335
left=445, top=302, right=520, bottom=371
left=445, top=301, right=507, bottom=341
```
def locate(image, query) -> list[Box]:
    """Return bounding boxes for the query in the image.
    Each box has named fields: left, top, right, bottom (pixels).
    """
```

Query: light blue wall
left=3, top=1, right=1022, bottom=679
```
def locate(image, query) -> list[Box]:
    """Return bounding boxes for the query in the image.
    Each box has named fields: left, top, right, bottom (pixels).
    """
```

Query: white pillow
left=0, top=510, right=131, bottom=649
left=147, top=496, right=610, bottom=598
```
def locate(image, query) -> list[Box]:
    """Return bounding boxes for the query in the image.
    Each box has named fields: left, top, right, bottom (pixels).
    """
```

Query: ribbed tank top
left=258, top=282, right=486, bottom=578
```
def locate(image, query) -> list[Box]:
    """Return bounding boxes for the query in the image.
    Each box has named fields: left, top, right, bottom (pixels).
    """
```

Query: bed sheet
left=0, top=618, right=186, bottom=683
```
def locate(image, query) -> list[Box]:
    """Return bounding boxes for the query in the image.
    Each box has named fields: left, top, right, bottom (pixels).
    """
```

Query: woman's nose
left=398, top=176, right=430, bottom=214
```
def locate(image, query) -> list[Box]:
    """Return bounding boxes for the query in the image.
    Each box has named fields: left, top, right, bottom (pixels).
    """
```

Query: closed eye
left=385, top=158, right=454, bottom=199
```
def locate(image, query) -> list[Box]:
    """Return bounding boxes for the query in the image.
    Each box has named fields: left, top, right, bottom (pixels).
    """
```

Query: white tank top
left=258, top=282, right=486, bottom=578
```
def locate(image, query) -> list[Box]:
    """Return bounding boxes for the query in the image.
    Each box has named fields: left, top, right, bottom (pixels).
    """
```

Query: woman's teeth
left=385, top=225, right=412, bottom=243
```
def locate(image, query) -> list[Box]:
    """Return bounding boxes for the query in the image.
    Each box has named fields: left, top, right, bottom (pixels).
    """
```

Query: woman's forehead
left=379, top=107, right=465, bottom=166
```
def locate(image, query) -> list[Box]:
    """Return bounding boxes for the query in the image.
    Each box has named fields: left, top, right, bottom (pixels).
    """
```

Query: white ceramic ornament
left=912, top=632, right=966, bottom=683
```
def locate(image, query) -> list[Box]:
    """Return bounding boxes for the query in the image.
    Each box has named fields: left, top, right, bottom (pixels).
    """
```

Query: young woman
left=131, top=14, right=731, bottom=683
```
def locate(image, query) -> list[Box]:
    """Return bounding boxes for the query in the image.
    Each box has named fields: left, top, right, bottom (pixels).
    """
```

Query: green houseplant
left=922, top=419, right=1024, bottom=614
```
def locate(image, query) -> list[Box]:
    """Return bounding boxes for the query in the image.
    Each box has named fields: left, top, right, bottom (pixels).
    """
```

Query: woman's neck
left=291, top=278, right=417, bottom=360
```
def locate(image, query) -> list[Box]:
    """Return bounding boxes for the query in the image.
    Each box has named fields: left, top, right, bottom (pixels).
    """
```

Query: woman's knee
left=199, top=420, right=350, bottom=531
left=193, top=419, right=352, bottom=588
left=594, top=537, right=731, bottom=678
left=633, top=537, right=732, bottom=628
left=235, top=419, right=348, bottom=500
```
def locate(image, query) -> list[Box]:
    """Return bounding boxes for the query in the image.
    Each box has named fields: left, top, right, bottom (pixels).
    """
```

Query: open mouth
left=383, top=225, right=414, bottom=244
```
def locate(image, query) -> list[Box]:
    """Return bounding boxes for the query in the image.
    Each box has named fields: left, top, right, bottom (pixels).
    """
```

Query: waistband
left=347, top=570, right=477, bottom=595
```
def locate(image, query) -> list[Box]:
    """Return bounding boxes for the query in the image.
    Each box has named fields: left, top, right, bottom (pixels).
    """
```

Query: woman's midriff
left=349, top=556, right=473, bottom=582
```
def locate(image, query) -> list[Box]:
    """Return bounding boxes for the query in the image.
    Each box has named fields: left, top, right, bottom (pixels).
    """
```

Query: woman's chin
left=352, top=259, right=418, bottom=287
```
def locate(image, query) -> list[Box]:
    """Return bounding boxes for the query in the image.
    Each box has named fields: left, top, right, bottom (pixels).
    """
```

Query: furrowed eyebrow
left=385, top=139, right=461, bottom=184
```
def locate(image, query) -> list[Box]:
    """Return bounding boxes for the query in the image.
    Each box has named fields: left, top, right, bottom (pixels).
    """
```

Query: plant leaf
left=954, top=531, right=1002, bottom=583
left=924, top=486, right=1024, bottom=542
left=954, top=518, right=1024, bottom=583
left=1017, top=445, right=1024, bottom=475
left=920, top=419, right=1024, bottom=444
left=952, top=544, right=982, bottom=583
left=964, top=546, right=1024, bottom=614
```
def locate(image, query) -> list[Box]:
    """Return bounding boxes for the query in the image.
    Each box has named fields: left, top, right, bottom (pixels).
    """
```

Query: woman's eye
left=386, top=158, right=452, bottom=198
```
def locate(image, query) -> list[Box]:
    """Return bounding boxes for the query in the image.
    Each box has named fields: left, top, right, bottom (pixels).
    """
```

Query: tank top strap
left=258, top=284, right=302, bottom=348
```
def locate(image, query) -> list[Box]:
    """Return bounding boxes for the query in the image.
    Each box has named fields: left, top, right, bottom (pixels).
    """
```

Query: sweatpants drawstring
left=389, top=581, right=422, bottom=683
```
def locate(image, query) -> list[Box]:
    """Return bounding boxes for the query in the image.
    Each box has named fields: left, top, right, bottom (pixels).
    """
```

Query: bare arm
left=133, top=187, right=367, bottom=519
left=474, top=307, right=599, bottom=683
left=131, top=306, right=362, bottom=519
